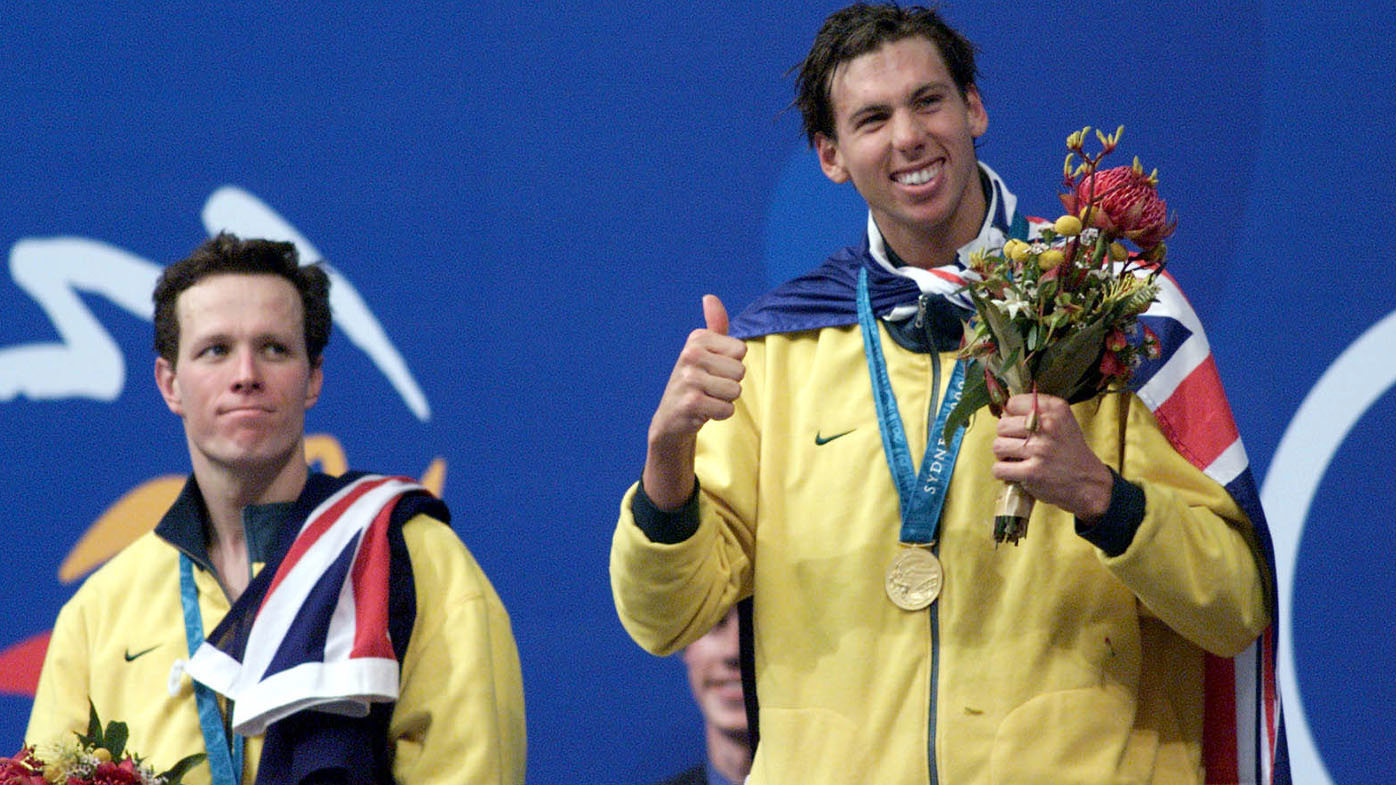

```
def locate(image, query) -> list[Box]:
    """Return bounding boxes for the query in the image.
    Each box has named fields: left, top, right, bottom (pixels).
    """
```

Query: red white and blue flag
left=181, top=474, right=425, bottom=736
left=1136, top=273, right=1287, bottom=785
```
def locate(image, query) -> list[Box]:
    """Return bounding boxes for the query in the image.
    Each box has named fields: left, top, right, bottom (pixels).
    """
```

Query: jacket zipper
left=915, top=293, right=942, bottom=785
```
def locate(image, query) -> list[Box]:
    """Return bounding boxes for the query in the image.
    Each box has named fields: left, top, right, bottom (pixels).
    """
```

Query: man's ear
left=815, top=133, right=850, bottom=184
left=154, top=356, right=184, bottom=417
left=965, top=85, right=988, bottom=138
left=304, top=359, right=324, bottom=411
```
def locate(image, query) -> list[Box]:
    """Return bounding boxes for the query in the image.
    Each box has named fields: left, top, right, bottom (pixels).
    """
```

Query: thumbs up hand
left=702, top=293, right=730, bottom=336
left=641, top=295, right=747, bottom=510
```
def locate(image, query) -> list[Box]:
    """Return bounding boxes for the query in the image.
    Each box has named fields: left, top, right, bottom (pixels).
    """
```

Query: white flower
left=995, top=292, right=1033, bottom=319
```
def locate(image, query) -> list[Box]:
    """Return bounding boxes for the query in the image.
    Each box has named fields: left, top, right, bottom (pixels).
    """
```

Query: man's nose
left=891, top=109, right=923, bottom=152
left=230, top=349, right=263, bottom=392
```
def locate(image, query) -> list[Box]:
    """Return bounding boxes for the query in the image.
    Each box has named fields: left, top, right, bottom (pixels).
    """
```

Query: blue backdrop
left=2, top=2, right=1390, bottom=783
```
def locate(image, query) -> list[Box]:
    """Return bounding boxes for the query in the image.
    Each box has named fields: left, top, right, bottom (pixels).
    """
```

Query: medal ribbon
left=179, top=554, right=246, bottom=785
left=857, top=267, right=967, bottom=544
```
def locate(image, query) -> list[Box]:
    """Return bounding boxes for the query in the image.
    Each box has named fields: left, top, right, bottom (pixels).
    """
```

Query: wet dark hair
left=153, top=232, right=331, bottom=366
left=793, top=3, right=979, bottom=146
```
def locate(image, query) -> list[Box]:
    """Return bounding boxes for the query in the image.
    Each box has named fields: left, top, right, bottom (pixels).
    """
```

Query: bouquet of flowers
left=944, top=126, right=1175, bottom=544
left=2, top=704, right=204, bottom=785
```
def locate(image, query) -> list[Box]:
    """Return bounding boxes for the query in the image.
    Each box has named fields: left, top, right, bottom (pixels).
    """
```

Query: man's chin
left=203, top=441, right=303, bottom=477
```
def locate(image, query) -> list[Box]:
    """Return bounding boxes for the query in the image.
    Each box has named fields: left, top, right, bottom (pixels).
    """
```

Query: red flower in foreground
left=90, top=760, right=141, bottom=785
left=1099, top=350, right=1126, bottom=380
left=1069, top=165, right=1176, bottom=248
left=1105, top=328, right=1128, bottom=352
left=0, top=749, right=45, bottom=785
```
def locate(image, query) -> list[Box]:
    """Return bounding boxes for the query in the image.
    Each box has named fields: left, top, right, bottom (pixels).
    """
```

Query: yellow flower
left=1003, top=239, right=1031, bottom=263
left=1109, top=242, right=1129, bottom=261
left=1053, top=215, right=1083, bottom=236
left=94, top=748, right=112, bottom=763
left=1038, top=249, right=1065, bottom=270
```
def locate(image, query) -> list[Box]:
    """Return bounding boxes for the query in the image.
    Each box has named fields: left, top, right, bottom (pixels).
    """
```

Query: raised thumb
left=702, top=294, right=729, bottom=336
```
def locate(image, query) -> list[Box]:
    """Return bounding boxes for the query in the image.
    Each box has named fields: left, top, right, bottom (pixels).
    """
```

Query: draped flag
left=1136, top=274, right=1287, bottom=785
left=179, top=475, right=426, bottom=736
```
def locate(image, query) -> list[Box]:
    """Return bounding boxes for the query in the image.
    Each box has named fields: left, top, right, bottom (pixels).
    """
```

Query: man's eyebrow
left=910, top=80, right=956, bottom=100
left=846, top=100, right=892, bottom=123
left=186, top=329, right=230, bottom=346
left=845, top=80, right=955, bottom=122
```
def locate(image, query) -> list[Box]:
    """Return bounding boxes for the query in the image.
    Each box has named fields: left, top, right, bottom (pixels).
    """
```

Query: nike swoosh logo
left=815, top=429, right=855, bottom=445
left=124, top=645, right=160, bottom=662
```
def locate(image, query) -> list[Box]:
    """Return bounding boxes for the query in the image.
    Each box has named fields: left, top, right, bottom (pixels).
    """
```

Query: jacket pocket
left=749, top=706, right=860, bottom=785
left=989, top=686, right=1157, bottom=785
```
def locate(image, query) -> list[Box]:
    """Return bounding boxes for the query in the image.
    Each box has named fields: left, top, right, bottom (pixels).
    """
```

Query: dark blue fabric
left=1074, top=469, right=1147, bottom=556
left=630, top=478, right=702, bottom=544
left=728, top=237, right=919, bottom=339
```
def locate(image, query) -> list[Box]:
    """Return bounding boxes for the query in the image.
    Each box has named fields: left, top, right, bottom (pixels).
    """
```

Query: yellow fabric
left=28, top=514, right=525, bottom=785
left=612, top=324, right=1268, bottom=785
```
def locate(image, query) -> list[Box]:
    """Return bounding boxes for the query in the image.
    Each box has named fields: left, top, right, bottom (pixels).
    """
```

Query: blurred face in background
left=683, top=608, right=747, bottom=738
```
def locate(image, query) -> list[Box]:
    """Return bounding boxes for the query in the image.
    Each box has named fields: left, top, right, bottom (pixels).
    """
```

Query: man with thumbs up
left=611, top=5, right=1277, bottom=785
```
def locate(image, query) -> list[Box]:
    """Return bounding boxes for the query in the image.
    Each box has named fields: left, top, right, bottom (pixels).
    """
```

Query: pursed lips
left=220, top=404, right=275, bottom=417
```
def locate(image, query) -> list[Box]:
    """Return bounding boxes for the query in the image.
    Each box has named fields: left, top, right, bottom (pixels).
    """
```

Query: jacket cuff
left=631, top=478, right=702, bottom=544
left=1075, top=469, right=1146, bottom=557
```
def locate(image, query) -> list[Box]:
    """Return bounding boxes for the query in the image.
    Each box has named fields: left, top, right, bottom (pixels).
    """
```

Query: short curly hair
left=793, top=3, right=979, bottom=147
left=153, top=232, right=331, bottom=366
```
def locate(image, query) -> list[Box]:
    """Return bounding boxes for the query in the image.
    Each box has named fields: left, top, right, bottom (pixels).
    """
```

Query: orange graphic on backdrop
left=0, top=435, right=445, bottom=696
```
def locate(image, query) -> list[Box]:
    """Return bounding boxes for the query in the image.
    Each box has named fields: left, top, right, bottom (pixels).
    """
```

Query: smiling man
left=648, top=608, right=750, bottom=785
left=28, top=234, right=525, bottom=785
left=611, top=5, right=1280, bottom=785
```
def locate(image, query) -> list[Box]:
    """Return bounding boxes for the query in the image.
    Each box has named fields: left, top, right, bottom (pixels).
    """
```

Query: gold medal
left=885, top=546, right=943, bottom=611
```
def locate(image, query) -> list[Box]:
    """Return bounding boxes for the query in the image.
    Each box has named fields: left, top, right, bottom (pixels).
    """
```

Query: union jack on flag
left=180, top=474, right=426, bottom=736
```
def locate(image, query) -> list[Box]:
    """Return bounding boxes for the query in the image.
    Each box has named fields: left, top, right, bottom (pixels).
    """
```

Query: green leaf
left=977, top=294, right=1025, bottom=361
left=159, top=753, right=209, bottom=785
left=944, top=367, right=992, bottom=442
left=80, top=700, right=102, bottom=748
left=1031, top=321, right=1108, bottom=396
left=104, top=720, right=128, bottom=759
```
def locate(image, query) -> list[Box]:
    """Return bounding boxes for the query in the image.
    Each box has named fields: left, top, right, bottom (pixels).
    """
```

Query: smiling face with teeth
left=815, top=35, right=988, bottom=269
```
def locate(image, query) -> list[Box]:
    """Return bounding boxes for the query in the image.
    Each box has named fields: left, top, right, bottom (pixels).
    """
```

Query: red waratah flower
left=1067, top=165, right=1176, bottom=249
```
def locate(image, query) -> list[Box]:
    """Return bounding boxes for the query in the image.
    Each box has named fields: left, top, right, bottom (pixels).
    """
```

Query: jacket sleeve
left=1099, top=393, right=1271, bottom=657
left=26, top=597, right=91, bottom=746
left=610, top=340, right=763, bottom=657
left=390, top=516, right=526, bottom=785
